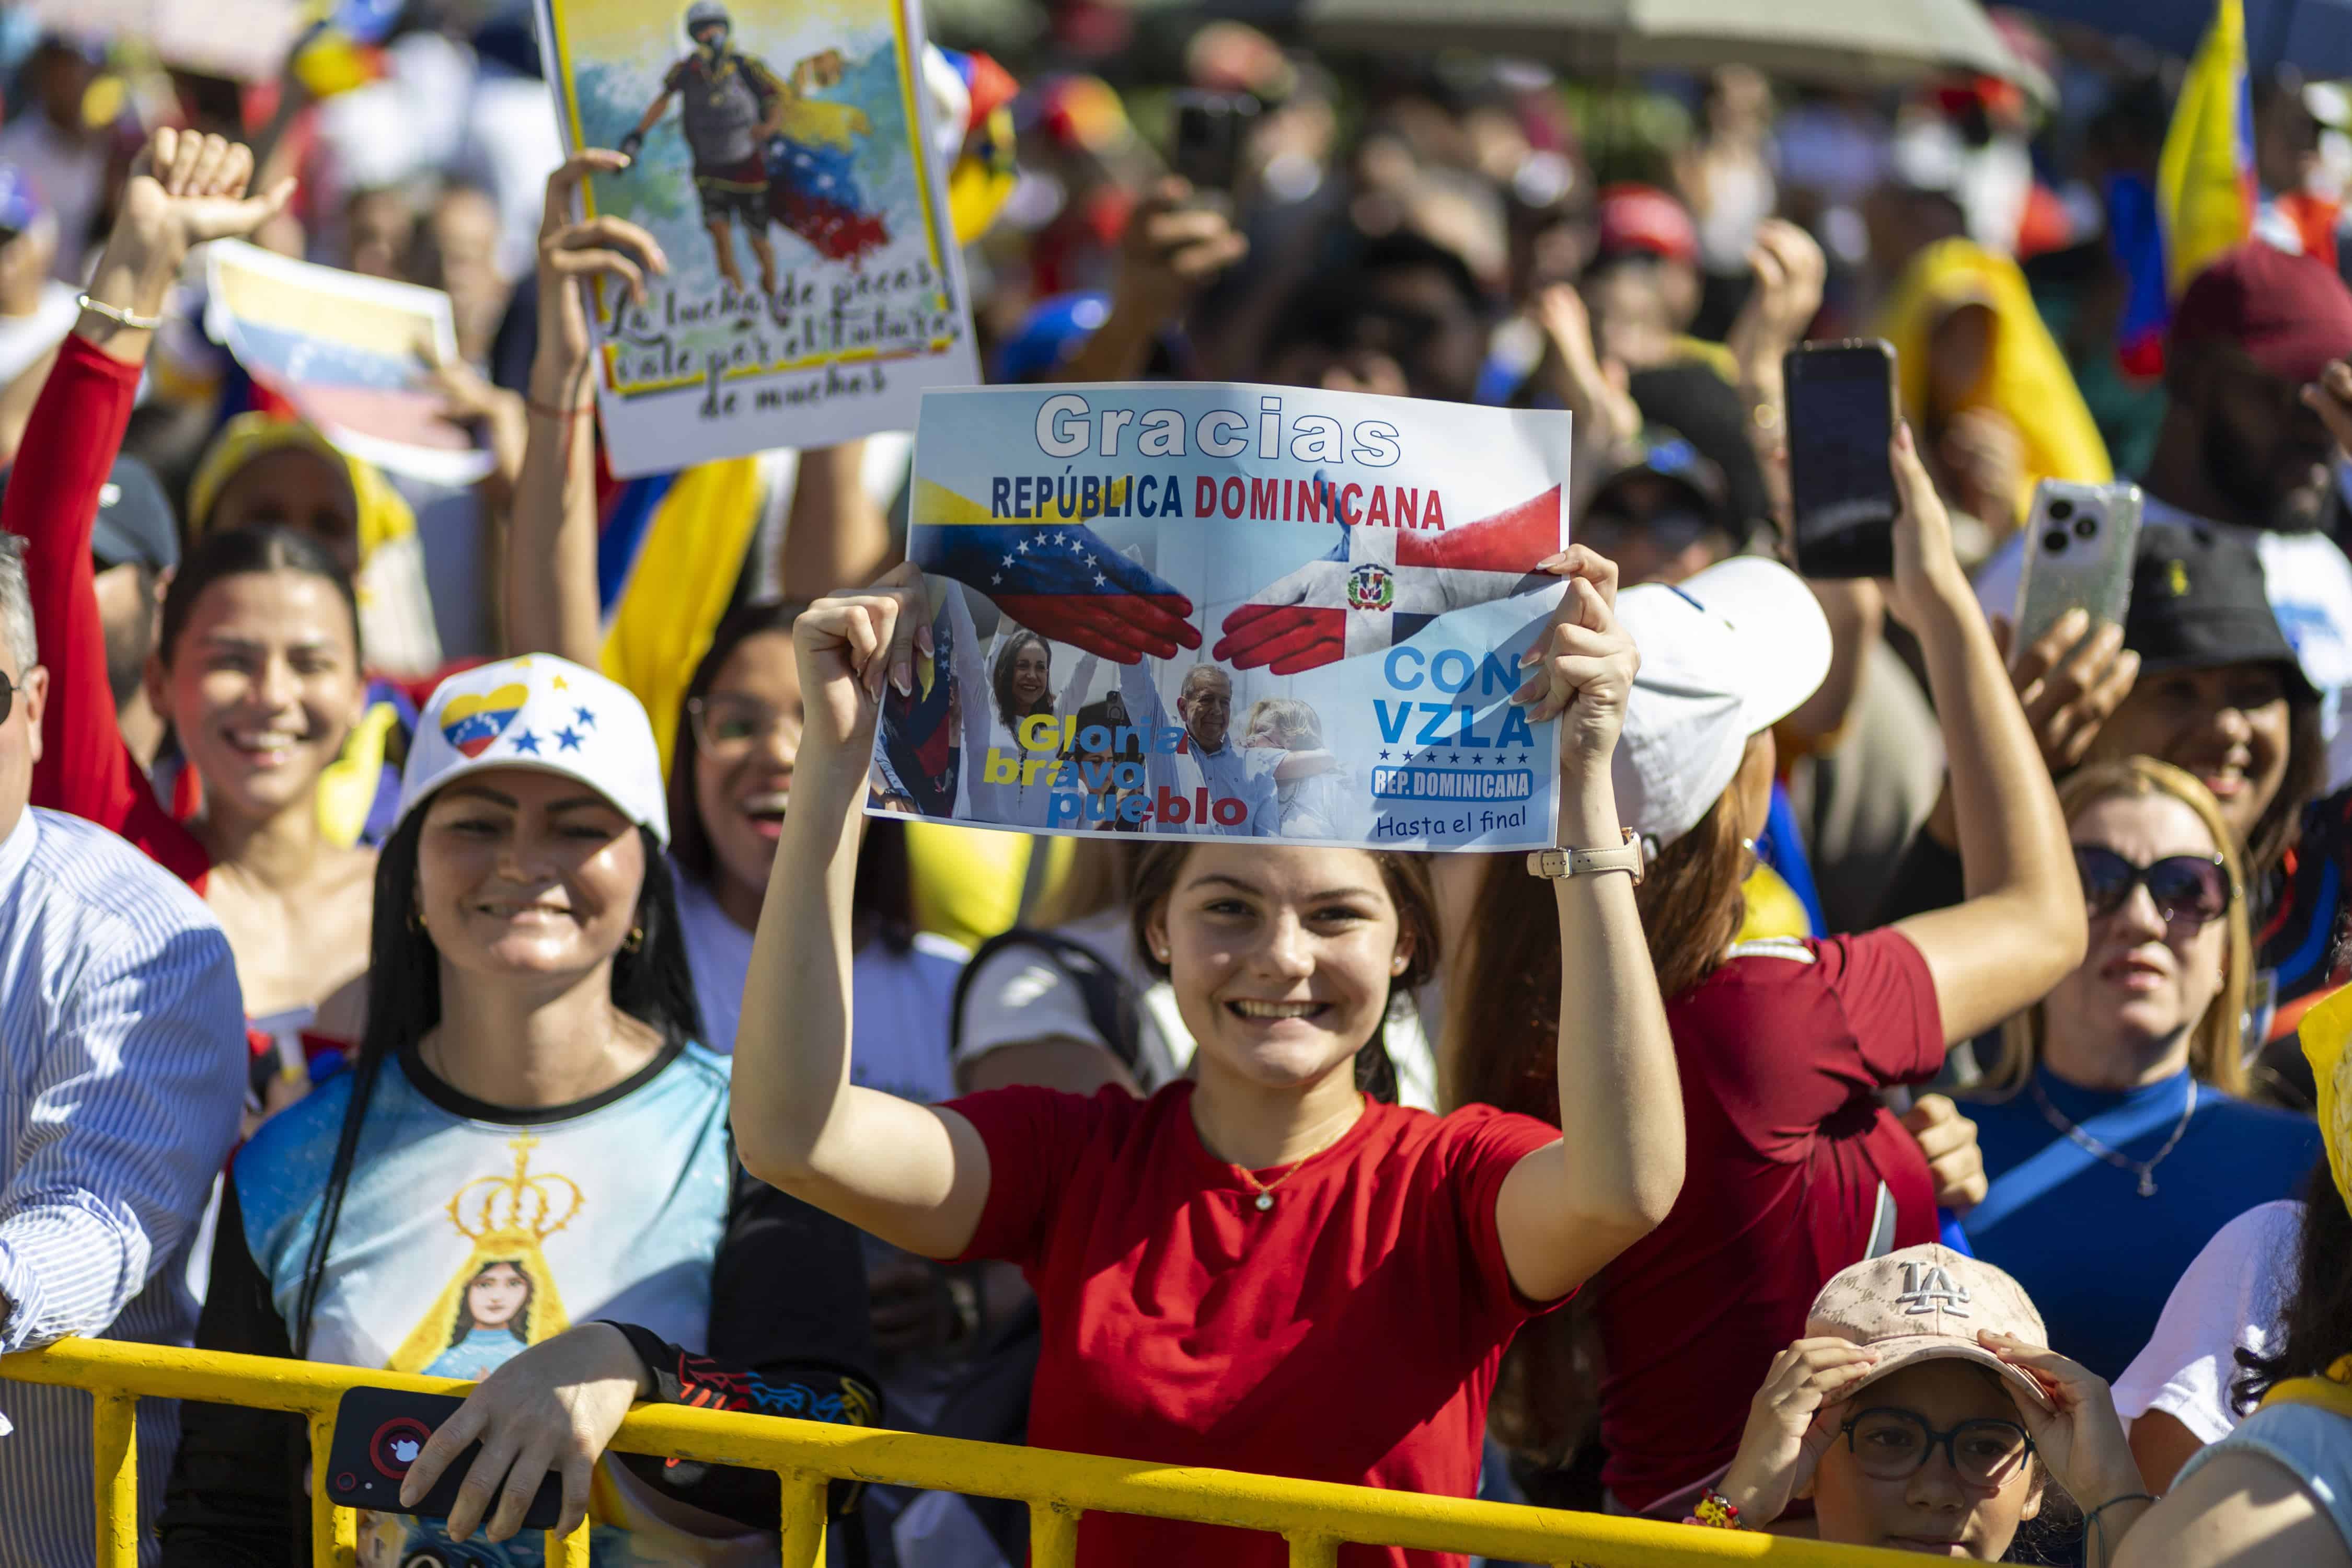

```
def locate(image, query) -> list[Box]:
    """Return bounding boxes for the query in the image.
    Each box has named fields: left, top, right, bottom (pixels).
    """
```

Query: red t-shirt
left=950, top=1081, right=1564, bottom=1568
left=1592, top=930, right=1944, bottom=1512
left=3, top=333, right=210, bottom=888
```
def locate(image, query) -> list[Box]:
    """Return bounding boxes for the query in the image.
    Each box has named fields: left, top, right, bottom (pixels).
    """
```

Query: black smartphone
left=1784, top=339, right=1900, bottom=579
left=1170, top=90, right=1257, bottom=196
left=323, top=1387, right=563, bottom=1531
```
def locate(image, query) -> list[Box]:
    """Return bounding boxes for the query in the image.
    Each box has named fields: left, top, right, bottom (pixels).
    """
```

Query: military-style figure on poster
left=535, top=0, right=977, bottom=474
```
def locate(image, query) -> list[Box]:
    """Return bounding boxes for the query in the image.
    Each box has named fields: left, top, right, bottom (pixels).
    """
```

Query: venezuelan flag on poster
left=596, top=458, right=764, bottom=773
left=2114, top=0, right=2256, bottom=376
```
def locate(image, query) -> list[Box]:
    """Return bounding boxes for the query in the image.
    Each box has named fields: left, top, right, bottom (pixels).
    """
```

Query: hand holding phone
left=2012, top=479, right=2143, bottom=654
left=1169, top=90, right=1258, bottom=200
left=324, top=1387, right=566, bottom=1536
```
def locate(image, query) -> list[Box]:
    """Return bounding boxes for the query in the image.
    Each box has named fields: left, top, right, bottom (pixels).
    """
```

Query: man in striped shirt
left=0, top=526, right=245, bottom=1562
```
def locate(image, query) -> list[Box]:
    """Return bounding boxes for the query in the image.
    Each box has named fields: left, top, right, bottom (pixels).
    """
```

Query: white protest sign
left=872, top=382, right=1574, bottom=852
left=534, top=0, right=978, bottom=476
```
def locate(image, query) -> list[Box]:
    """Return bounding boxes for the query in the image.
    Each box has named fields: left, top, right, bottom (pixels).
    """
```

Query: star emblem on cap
left=511, top=730, right=541, bottom=754
left=575, top=706, right=597, bottom=729
left=557, top=727, right=584, bottom=752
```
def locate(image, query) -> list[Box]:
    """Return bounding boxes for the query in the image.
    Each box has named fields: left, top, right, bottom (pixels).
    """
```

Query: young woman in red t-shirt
left=1451, top=429, right=2089, bottom=1520
left=416, top=550, right=1684, bottom=1567
left=2, top=131, right=376, bottom=1057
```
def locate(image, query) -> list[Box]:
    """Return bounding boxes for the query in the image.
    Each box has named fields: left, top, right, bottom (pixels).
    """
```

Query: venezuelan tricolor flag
left=596, top=458, right=765, bottom=774
left=2113, top=0, right=2256, bottom=376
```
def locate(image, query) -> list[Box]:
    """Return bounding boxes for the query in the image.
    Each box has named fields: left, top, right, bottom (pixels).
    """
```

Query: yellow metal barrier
left=4, top=1336, right=1929, bottom=1567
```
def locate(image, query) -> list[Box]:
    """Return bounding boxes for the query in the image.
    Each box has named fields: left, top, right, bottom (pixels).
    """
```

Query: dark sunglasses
left=2072, top=844, right=2234, bottom=928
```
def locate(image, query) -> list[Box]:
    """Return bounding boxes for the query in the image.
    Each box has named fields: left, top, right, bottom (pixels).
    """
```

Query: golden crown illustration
left=447, top=1134, right=584, bottom=1245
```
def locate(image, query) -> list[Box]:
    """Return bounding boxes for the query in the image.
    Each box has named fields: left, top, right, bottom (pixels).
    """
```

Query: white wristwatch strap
left=1525, top=828, right=1643, bottom=885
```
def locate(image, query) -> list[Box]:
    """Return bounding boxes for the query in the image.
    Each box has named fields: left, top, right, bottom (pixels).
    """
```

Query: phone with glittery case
left=2013, top=480, right=2143, bottom=655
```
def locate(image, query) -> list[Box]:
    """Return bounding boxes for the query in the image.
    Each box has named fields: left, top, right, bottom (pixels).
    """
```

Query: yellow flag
left=2157, top=0, right=2254, bottom=298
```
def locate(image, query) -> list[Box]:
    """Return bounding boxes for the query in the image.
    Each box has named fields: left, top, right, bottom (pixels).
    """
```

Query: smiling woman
left=1961, top=758, right=2324, bottom=1385
left=160, top=652, right=883, bottom=1562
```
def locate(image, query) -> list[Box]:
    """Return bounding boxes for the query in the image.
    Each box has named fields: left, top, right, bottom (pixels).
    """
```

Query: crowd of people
left=6, top=5, right=2352, bottom=1568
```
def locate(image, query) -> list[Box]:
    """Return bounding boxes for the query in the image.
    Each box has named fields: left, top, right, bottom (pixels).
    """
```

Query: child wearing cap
left=1710, top=1243, right=2149, bottom=1563
left=1452, top=427, right=2086, bottom=1518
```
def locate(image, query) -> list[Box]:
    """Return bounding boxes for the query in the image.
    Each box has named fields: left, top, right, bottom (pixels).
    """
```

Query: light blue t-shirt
left=233, top=1040, right=768, bottom=1565
left=2178, top=1402, right=2352, bottom=1555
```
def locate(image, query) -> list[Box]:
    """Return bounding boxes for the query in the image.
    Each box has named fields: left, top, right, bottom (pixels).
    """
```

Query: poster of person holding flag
left=534, top=0, right=976, bottom=474
left=879, top=382, right=1575, bottom=851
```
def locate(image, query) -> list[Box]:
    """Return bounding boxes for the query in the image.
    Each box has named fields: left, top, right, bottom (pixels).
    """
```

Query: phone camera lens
left=2043, top=529, right=2069, bottom=554
left=2049, top=498, right=2076, bottom=522
left=2074, top=515, right=2097, bottom=539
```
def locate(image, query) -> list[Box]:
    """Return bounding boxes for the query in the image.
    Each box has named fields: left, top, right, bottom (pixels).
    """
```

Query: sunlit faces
left=150, top=570, right=364, bottom=822
left=1147, top=846, right=1408, bottom=1092
left=206, top=448, right=363, bottom=571
left=1808, top=1361, right=2043, bottom=1560
left=2086, top=663, right=2291, bottom=846
left=2042, top=791, right=2230, bottom=1056
left=689, top=629, right=804, bottom=897
left=416, top=768, right=648, bottom=982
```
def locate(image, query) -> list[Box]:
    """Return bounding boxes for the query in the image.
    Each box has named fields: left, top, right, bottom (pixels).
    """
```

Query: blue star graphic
left=556, top=727, right=584, bottom=752
left=574, top=706, right=597, bottom=729
left=511, top=729, right=541, bottom=754
left=1379, top=749, right=1391, bottom=760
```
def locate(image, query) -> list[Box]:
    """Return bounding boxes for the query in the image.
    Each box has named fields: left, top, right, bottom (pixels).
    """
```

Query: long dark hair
left=991, top=628, right=1053, bottom=733
left=666, top=596, right=914, bottom=950
left=1126, top=841, right=1438, bottom=1102
left=159, top=525, right=362, bottom=670
left=291, top=811, right=700, bottom=1356
left=2250, top=695, right=2328, bottom=879
left=2233, top=1160, right=2352, bottom=1412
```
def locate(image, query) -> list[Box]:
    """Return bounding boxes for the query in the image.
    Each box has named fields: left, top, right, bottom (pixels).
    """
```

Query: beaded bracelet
left=1685, top=1489, right=1745, bottom=1529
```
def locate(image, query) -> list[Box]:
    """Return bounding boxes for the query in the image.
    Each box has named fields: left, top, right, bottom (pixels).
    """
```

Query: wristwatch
left=1526, top=828, right=1644, bottom=885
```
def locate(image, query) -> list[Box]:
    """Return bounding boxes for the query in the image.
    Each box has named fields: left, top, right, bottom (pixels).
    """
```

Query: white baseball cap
left=1612, top=556, right=1831, bottom=851
left=395, top=654, right=671, bottom=844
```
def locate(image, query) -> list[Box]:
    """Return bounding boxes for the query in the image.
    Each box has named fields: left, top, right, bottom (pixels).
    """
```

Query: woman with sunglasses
left=1707, top=1244, right=2147, bottom=1563
left=1958, top=757, right=2323, bottom=1383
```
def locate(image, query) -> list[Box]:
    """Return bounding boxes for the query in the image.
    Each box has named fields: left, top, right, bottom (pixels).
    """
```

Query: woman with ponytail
left=160, top=655, right=878, bottom=1562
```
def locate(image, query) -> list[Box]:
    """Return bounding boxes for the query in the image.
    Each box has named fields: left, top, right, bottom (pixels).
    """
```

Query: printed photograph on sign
left=535, top=0, right=977, bottom=475
left=876, top=383, right=1574, bottom=853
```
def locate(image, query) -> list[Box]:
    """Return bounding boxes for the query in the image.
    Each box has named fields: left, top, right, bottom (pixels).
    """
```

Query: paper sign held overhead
left=875, top=382, right=1575, bottom=852
left=534, top=0, right=978, bottom=476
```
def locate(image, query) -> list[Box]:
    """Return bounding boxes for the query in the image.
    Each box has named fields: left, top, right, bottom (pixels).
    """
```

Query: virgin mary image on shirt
left=386, top=1135, right=578, bottom=1377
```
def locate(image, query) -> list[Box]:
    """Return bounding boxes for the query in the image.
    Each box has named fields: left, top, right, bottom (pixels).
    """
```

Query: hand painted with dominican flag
left=912, top=521, right=1200, bottom=663
left=1214, top=486, right=1564, bottom=674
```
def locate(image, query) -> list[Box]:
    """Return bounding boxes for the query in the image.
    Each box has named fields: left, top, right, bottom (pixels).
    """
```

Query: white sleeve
left=952, top=945, right=1113, bottom=1066
left=2112, top=1199, right=2304, bottom=1445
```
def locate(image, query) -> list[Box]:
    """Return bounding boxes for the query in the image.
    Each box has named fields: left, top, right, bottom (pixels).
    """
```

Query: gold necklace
left=1227, top=1110, right=1358, bottom=1213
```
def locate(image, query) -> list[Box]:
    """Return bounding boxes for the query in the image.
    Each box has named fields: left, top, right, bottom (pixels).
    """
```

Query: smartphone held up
left=1785, top=339, right=1899, bottom=580
left=2012, top=479, right=2144, bottom=653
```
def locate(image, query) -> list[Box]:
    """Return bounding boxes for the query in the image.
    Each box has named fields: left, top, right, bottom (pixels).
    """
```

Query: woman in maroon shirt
left=2, top=130, right=376, bottom=1047
left=409, top=549, right=1683, bottom=1567
left=1451, top=429, right=2088, bottom=1521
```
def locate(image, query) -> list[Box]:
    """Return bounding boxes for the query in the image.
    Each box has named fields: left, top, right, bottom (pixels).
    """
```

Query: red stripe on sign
left=1396, top=486, right=1561, bottom=572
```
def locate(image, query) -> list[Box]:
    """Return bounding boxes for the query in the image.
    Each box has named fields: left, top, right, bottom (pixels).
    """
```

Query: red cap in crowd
left=2171, top=241, right=2352, bottom=386
left=1595, top=183, right=1698, bottom=267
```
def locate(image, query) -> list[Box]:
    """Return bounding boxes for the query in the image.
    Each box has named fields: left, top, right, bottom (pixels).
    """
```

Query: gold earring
left=625, top=926, right=645, bottom=953
left=410, top=909, right=427, bottom=934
